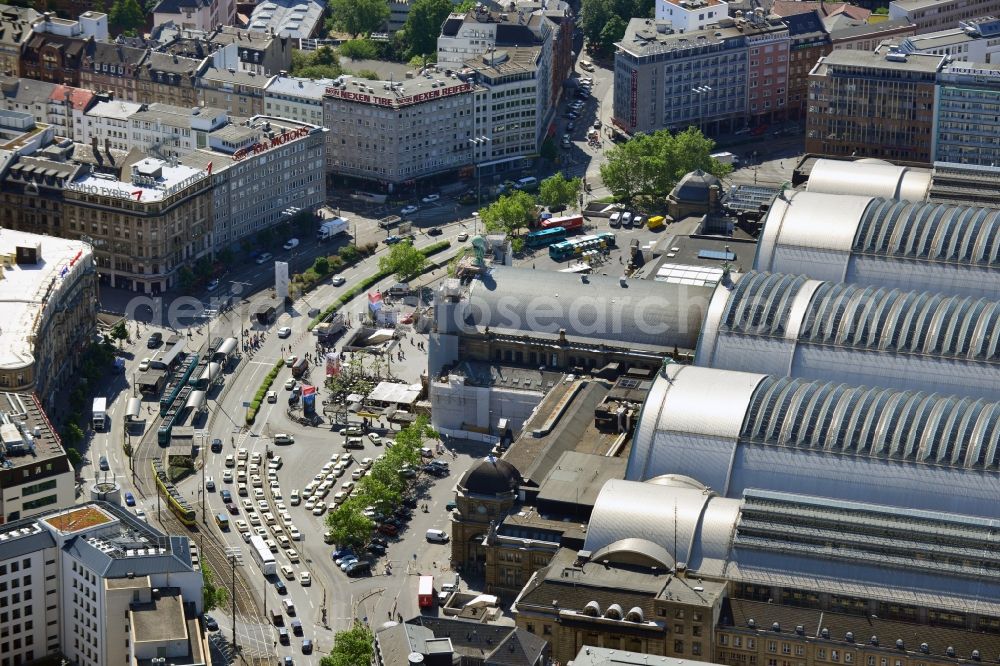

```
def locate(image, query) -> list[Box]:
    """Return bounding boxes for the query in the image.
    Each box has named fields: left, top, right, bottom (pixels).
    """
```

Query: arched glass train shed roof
left=755, top=192, right=1000, bottom=298
left=742, top=375, right=1000, bottom=470
left=626, top=365, right=1000, bottom=519
left=718, top=271, right=1000, bottom=361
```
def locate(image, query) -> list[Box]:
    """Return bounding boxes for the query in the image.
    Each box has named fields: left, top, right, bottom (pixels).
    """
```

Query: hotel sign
left=233, top=126, right=311, bottom=161
left=324, top=82, right=473, bottom=108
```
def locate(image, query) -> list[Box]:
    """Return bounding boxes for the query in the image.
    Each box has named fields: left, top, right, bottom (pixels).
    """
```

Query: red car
left=378, top=523, right=398, bottom=536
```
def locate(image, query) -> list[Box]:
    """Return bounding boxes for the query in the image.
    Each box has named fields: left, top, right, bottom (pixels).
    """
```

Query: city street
left=84, top=218, right=479, bottom=663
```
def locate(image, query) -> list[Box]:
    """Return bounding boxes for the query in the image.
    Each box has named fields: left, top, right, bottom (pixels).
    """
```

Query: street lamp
left=468, top=136, right=491, bottom=208
left=224, top=547, right=243, bottom=650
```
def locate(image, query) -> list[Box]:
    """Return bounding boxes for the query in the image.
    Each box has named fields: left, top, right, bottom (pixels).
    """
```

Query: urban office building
left=180, top=115, right=327, bottom=251
left=264, top=74, right=333, bottom=127
left=894, top=16, right=1000, bottom=62
left=0, top=228, right=97, bottom=410
left=322, top=73, right=476, bottom=186
left=152, top=0, right=237, bottom=34
left=614, top=19, right=748, bottom=135
left=0, top=502, right=206, bottom=666
left=806, top=45, right=943, bottom=163
left=933, top=61, right=1000, bottom=165
left=197, top=66, right=273, bottom=118
left=889, top=0, right=1000, bottom=33
left=0, top=389, right=75, bottom=523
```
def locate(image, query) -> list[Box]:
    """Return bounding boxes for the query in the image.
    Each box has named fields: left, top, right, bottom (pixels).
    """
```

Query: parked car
left=138, top=358, right=151, bottom=371
left=124, top=492, right=135, bottom=506
left=255, top=252, right=273, bottom=265
left=147, top=332, right=163, bottom=348
left=428, top=227, right=443, bottom=236
left=203, top=615, right=219, bottom=631
left=401, top=205, right=419, bottom=215
left=421, top=194, right=440, bottom=203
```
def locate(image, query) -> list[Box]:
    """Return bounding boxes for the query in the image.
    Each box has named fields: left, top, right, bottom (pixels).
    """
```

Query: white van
left=514, top=176, right=538, bottom=192
left=426, top=529, right=450, bottom=544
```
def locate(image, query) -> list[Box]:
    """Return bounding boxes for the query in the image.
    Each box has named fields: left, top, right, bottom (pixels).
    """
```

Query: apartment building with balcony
left=806, top=45, right=943, bottom=163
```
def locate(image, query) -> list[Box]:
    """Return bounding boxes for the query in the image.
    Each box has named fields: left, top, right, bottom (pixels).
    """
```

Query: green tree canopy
left=110, top=320, right=130, bottom=345
left=338, top=38, right=378, bottom=61
left=325, top=497, right=373, bottom=547
left=599, top=15, right=628, bottom=53
left=404, top=0, right=454, bottom=58
left=479, top=190, right=537, bottom=237
left=539, top=172, right=582, bottom=210
left=378, top=241, right=427, bottom=282
left=321, top=623, right=374, bottom=666
left=599, top=127, right=730, bottom=203
left=202, top=562, right=228, bottom=612
left=109, top=0, right=144, bottom=36
left=327, top=0, right=390, bottom=38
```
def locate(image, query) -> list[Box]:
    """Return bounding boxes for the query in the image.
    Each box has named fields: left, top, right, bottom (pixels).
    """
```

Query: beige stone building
left=62, top=157, right=212, bottom=294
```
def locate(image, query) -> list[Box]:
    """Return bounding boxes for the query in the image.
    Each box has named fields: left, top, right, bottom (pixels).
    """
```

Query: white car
left=421, top=194, right=440, bottom=203
left=286, top=549, right=300, bottom=563
left=299, top=571, right=312, bottom=586
left=289, top=490, right=300, bottom=506
left=266, top=390, right=277, bottom=403
left=251, top=474, right=262, bottom=488
left=281, top=565, right=295, bottom=580
left=255, top=252, right=273, bottom=265
left=289, top=527, right=302, bottom=541
left=351, top=469, right=364, bottom=481
left=368, top=433, right=381, bottom=445
left=138, top=358, right=151, bottom=371
left=241, top=499, right=255, bottom=512
left=223, top=470, right=233, bottom=483
left=361, top=457, right=373, bottom=469
left=282, top=238, right=299, bottom=250
left=277, top=535, right=291, bottom=549
left=266, top=539, right=278, bottom=553
left=257, top=500, right=269, bottom=511
left=457, top=232, right=469, bottom=242
left=206, top=278, right=219, bottom=292
left=254, top=526, right=267, bottom=538
left=331, top=276, right=346, bottom=287
left=235, top=520, right=249, bottom=532
left=277, top=326, right=291, bottom=338
left=339, top=453, right=352, bottom=464
left=401, top=205, right=419, bottom=215
left=254, top=488, right=265, bottom=500
left=312, top=504, right=326, bottom=516
left=134, top=509, right=146, bottom=521
left=248, top=513, right=261, bottom=526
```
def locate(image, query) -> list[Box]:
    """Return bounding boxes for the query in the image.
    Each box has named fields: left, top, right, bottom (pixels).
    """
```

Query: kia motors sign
left=232, top=126, right=311, bottom=162
left=324, top=82, right=473, bottom=108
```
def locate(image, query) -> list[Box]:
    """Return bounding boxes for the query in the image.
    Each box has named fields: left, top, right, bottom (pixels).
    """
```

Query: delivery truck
left=318, top=217, right=349, bottom=241
left=92, top=397, right=107, bottom=431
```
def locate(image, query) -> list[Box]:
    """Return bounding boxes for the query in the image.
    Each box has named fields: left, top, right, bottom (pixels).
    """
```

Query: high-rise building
left=0, top=502, right=206, bottom=666
left=806, top=45, right=942, bottom=163
left=933, top=61, right=1000, bottom=165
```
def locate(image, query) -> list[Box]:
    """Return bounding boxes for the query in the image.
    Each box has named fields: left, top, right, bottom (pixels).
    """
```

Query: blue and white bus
left=525, top=227, right=568, bottom=248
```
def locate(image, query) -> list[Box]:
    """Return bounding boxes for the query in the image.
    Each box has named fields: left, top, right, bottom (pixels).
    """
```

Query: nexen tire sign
left=233, top=126, right=311, bottom=161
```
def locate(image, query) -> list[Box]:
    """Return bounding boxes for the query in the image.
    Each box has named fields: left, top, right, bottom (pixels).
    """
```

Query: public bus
left=418, top=575, right=434, bottom=608
left=525, top=227, right=568, bottom=248
left=249, top=535, right=277, bottom=576
left=548, top=232, right=616, bottom=261
left=539, top=214, right=584, bottom=233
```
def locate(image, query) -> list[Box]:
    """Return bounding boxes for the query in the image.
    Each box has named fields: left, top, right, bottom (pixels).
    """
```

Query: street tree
left=479, top=190, right=537, bottom=237
left=109, top=0, right=144, bottom=35
left=338, top=38, right=378, bottom=61
left=358, top=474, right=401, bottom=514
left=599, top=15, right=628, bottom=53
left=404, top=0, right=454, bottom=57
left=321, top=623, right=374, bottom=666
left=378, top=241, right=427, bottom=282
left=325, top=497, right=373, bottom=547
left=110, top=320, right=130, bottom=346
left=539, top=172, right=582, bottom=210
left=327, top=0, right=389, bottom=38
left=202, top=563, right=228, bottom=612
left=599, top=127, right=730, bottom=203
